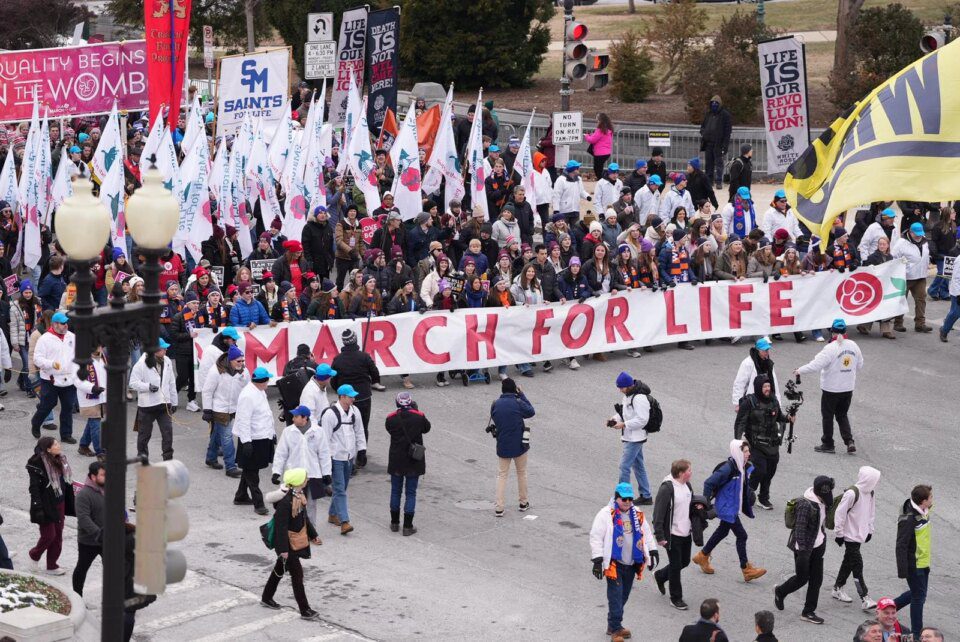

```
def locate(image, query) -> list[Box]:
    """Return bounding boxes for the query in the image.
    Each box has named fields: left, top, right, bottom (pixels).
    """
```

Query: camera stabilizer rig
left=780, top=375, right=804, bottom=454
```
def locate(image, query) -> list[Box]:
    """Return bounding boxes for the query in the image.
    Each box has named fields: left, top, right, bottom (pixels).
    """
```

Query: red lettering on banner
left=561, top=304, right=594, bottom=348
left=412, top=316, right=450, bottom=365
left=728, top=284, right=754, bottom=329
left=664, top=290, right=687, bottom=335
left=699, top=287, right=713, bottom=332
left=531, top=308, right=555, bottom=355
left=360, top=320, right=400, bottom=367
left=465, top=314, right=498, bottom=361
left=605, top=297, right=634, bottom=343
left=244, top=328, right=289, bottom=373
left=311, top=325, right=341, bottom=363
left=769, top=281, right=795, bottom=326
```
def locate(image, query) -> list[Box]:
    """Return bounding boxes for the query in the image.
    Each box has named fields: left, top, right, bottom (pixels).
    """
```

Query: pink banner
left=0, top=41, right=148, bottom=123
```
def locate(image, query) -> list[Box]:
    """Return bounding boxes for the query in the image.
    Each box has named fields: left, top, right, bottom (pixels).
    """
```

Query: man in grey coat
left=73, top=462, right=105, bottom=595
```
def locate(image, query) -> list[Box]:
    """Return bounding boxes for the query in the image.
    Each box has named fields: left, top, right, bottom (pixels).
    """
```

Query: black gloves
left=167, top=404, right=177, bottom=415
left=149, top=384, right=159, bottom=393
left=593, top=291, right=601, bottom=297
left=356, top=450, right=367, bottom=467
left=836, top=537, right=845, bottom=547
left=322, top=475, right=332, bottom=485
left=76, top=367, right=88, bottom=382
left=242, top=442, right=254, bottom=459
left=418, top=307, right=426, bottom=314
left=837, top=266, right=845, bottom=273
left=762, top=274, right=769, bottom=283
left=202, top=409, right=214, bottom=422
left=773, top=272, right=781, bottom=280
left=849, top=263, right=858, bottom=272
left=592, top=557, right=603, bottom=579
left=2, top=369, right=8, bottom=383
left=647, top=550, right=660, bottom=570
left=865, top=533, right=872, bottom=543
left=585, top=196, right=592, bottom=202
left=271, top=473, right=281, bottom=485
left=91, top=386, right=104, bottom=397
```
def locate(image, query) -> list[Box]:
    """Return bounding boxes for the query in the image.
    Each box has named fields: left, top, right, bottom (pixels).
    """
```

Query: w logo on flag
left=241, top=60, right=268, bottom=93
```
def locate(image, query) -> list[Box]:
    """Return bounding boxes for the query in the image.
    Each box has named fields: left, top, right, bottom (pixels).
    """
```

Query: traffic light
left=920, top=28, right=947, bottom=52
left=586, top=49, right=610, bottom=91
left=135, top=460, right=190, bottom=595
left=564, top=21, right=589, bottom=80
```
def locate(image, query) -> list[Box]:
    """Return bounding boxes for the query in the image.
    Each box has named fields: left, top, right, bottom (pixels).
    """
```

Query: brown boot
left=742, top=562, right=767, bottom=582
left=593, top=353, right=608, bottom=362
left=882, top=332, right=896, bottom=340
left=77, top=446, right=95, bottom=457
left=692, top=550, right=714, bottom=574
left=340, top=521, right=354, bottom=535
left=608, top=627, right=631, bottom=639
left=328, top=515, right=341, bottom=526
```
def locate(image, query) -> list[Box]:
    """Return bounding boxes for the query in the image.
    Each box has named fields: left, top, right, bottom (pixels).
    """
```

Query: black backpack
left=320, top=405, right=355, bottom=434
left=626, top=392, right=662, bottom=434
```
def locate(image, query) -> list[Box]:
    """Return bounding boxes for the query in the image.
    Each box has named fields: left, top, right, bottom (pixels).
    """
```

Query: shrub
left=609, top=31, right=655, bottom=102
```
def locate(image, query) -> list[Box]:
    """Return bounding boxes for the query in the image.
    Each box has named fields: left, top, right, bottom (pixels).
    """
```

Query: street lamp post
left=60, top=168, right=179, bottom=641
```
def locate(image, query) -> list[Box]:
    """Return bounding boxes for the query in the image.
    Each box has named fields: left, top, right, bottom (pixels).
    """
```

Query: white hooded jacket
left=833, top=466, right=880, bottom=543
left=272, top=421, right=332, bottom=480
left=731, top=352, right=781, bottom=407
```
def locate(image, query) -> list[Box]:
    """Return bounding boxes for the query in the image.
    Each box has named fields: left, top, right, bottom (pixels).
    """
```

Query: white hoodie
left=834, top=466, right=880, bottom=544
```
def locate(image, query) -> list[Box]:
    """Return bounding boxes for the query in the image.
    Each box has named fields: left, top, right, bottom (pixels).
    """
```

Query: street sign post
left=304, top=41, right=336, bottom=80
left=202, top=25, right=214, bottom=97
left=307, top=12, right=333, bottom=42
left=552, top=111, right=583, bottom=144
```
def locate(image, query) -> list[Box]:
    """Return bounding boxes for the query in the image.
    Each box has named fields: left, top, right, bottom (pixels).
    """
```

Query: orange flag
left=376, top=108, right=400, bottom=153
left=416, top=105, right=442, bottom=162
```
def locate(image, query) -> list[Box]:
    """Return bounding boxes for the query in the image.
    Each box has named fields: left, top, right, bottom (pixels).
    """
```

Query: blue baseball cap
left=314, top=363, right=337, bottom=380
left=488, top=144, right=500, bottom=153
left=205, top=112, right=215, bottom=124
left=755, top=337, right=772, bottom=351
left=647, top=175, right=662, bottom=186
left=252, top=367, right=273, bottom=381
left=737, top=186, right=752, bottom=201
left=615, top=482, right=635, bottom=499
left=607, top=163, right=619, bottom=173
left=634, top=159, right=647, bottom=170
left=337, top=384, right=358, bottom=398
left=157, top=338, right=171, bottom=349
left=221, top=327, right=240, bottom=340
left=615, top=371, right=634, bottom=388
left=565, top=160, right=581, bottom=171
left=51, top=311, right=69, bottom=323
left=909, top=222, right=925, bottom=237
left=881, top=208, right=896, bottom=218
left=831, top=318, right=847, bottom=333
left=290, top=405, right=311, bottom=417
left=69, top=145, right=81, bottom=154
left=774, top=189, right=786, bottom=200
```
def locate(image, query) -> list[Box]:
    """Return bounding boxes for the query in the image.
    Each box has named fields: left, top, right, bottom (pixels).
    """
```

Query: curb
left=0, top=568, right=87, bottom=634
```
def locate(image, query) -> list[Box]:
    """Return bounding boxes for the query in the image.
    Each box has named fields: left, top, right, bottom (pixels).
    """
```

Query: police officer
left=794, top=319, right=864, bottom=454
left=734, top=374, right=793, bottom=510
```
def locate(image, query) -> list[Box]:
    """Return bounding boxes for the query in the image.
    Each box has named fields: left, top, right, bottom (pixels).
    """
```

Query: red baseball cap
left=876, top=597, right=897, bottom=611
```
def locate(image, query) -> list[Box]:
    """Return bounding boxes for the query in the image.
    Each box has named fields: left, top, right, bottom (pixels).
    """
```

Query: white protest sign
left=552, top=111, right=583, bottom=144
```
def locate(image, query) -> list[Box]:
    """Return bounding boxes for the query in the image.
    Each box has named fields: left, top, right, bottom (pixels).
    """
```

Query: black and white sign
left=648, top=130, right=671, bottom=147
left=249, top=259, right=274, bottom=281
left=305, top=41, right=336, bottom=80
left=552, top=111, right=582, bottom=145
left=202, top=25, right=214, bottom=70
left=945, top=256, right=955, bottom=278
left=307, top=12, right=333, bottom=43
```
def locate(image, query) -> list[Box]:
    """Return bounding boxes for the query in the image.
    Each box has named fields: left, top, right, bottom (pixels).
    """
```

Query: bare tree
left=627, top=0, right=636, bottom=15
left=246, top=0, right=261, bottom=52
left=644, top=0, right=707, bottom=94
left=833, top=0, right=866, bottom=75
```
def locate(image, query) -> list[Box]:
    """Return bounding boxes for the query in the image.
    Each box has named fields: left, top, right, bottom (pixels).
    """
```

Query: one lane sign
left=307, top=12, right=333, bottom=42
left=305, top=41, right=336, bottom=80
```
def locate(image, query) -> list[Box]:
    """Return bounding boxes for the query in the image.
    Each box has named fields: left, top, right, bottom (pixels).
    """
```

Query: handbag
left=288, top=524, right=309, bottom=551
left=397, top=416, right=425, bottom=461
left=259, top=517, right=275, bottom=549
left=587, top=143, right=595, bottom=156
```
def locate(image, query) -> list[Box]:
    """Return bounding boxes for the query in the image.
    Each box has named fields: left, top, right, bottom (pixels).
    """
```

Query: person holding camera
left=610, top=372, right=653, bottom=505
left=271, top=405, right=332, bottom=531
left=589, top=482, right=658, bottom=642
left=385, top=392, right=431, bottom=536
left=734, top=374, right=794, bottom=511
left=794, top=318, right=864, bottom=454
left=489, top=377, right=535, bottom=517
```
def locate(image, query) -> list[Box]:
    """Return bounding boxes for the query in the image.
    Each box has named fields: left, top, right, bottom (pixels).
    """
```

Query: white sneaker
left=568, top=358, right=580, bottom=370
left=45, top=567, right=66, bottom=576
left=816, top=335, right=826, bottom=342
left=371, top=383, right=386, bottom=391
left=498, top=373, right=508, bottom=381
left=185, top=400, right=200, bottom=412
left=0, top=403, right=4, bottom=411
left=626, top=349, right=642, bottom=358
left=832, top=587, right=853, bottom=603
left=861, top=596, right=877, bottom=611
left=730, top=336, right=741, bottom=344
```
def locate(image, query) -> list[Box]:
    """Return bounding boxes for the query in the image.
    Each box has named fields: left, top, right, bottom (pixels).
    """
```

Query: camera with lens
left=779, top=376, right=804, bottom=453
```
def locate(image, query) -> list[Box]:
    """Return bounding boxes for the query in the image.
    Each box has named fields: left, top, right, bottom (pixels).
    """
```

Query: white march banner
left=196, top=263, right=908, bottom=379
left=217, top=49, right=290, bottom=139
left=758, top=36, right=810, bottom=173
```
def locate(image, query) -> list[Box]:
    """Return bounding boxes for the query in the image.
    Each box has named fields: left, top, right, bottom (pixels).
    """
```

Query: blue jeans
left=927, top=259, right=950, bottom=299
left=895, top=567, right=929, bottom=634
left=942, top=295, right=960, bottom=334
left=390, top=474, right=420, bottom=515
left=605, top=561, right=636, bottom=632
left=498, top=363, right=531, bottom=376
left=17, top=345, right=30, bottom=390
left=206, top=421, right=237, bottom=471
left=31, top=381, right=76, bottom=439
left=618, top=441, right=650, bottom=498
left=329, top=459, right=352, bottom=523
left=702, top=516, right=749, bottom=568
left=79, top=418, right=103, bottom=454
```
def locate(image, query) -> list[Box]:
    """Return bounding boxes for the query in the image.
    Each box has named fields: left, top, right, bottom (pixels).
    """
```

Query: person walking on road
left=699, top=95, right=732, bottom=190
left=129, top=339, right=178, bottom=461
left=692, top=440, right=766, bottom=582
left=589, top=482, right=658, bottom=642
left=894, top=484, right=934, bottom=634
left=385, top=392, right=431, bottom=536
left=939, top=249, right=960, bottom=342
left=892, top=222, right=932, bottom=333
left=201, top=345, right=247, bottom=477
left=678, top=598, right=730, bottom=642
left=75, top=347, right=106, bottom=460
left=653, top=459, right=695, bottom=610
left=490, top=377, right=535, bottom=517
left=831, top=465, right=881, bottom=611
left=30, top=311, right=77, bottom=442
left=299, top=363, right=335, bottom=418
left=260, top=468, right=322, bottom=620
left=233, top=367, right=277, bottom=516
left=610, top=372, right=653, bottom=504
left=272, top=405, right=332, bottom=530
left=72, top=462, right=105, bottom=595
left=732, top=337, right=780, bottom=411
left=322, top=384, right=367, bottom=535
left=331, top=328, right=382, bottom=452
left=27, top=436, right=75, bottom=575
left=774, top=475, right=835, bottom=625
left=734, top=374, right=793, bottom=511
left=794, top=318, right=864, bottom=454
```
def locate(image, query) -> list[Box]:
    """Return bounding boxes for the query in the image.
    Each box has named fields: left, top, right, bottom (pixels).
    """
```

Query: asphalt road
left=0, top=295, right=956, bottom=641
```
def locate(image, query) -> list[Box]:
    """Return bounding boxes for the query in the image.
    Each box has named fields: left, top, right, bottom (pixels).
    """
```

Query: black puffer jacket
left=330, top=344, right=380, bottom=397
left=385, top=407, right=431, bottom=477
left=27, top=453, right=75, bottom=525
left=301, top=217, right=334, bottom=276
left=734, top=374, right=786, bottom=457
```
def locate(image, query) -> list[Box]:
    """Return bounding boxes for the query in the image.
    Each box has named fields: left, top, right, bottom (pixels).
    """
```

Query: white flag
left=99, top=146, right=127, bottom=250
left=91, top=102, right=122, bottom=182
left=19, top=99, right=44, bottom=270
left=248, top=125, right=283, bottom=224
left=48, top=156, right=74, bottom=222
left=0, top=145, right=18, bottom=213
left=267, top=101, right=293, bottom=179
left=176, top=133, right=213, bottom=263
left=390, top=101, right=422, bottom=222
left=423, top=85, right=464, bottom=209
left=209, top=138, right=229, bottom=206
left=141, top=113, right=180, bottom=192
left=302, top=88, right=329, bottom=218
left=513, top=110, right=538, bottom=212
left=181, top=95, right=205, bottom=153
left=337, top=74, right=362, bottom=174
left=465, top=91, right=488, bottom=219
left=229, top=117, right=255, bottom=257
left=347, top=98, right=381, bottom=214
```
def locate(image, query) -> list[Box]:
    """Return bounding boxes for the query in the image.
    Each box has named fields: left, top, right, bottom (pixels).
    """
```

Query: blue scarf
left=610, top=507, right=645, bottom=566
left=732, top=197, right=756, bottom=236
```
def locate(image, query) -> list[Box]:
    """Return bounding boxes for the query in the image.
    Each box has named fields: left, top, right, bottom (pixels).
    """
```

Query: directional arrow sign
left=307, top=12, right=333, bottom=43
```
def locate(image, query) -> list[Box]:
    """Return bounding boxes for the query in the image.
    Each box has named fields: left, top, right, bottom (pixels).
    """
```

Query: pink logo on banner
left=0, top=41, right=148, bottom=122
left=836, top=273, right=882, bottom=316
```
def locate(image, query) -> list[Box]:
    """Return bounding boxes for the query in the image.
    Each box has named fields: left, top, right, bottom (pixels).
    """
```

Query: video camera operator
left=734, top=374, right=794, bottom=511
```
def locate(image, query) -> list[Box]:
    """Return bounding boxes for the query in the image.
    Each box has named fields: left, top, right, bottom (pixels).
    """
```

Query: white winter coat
left=0, top=329, right=10, bottom=370
left=299, top=380, right=331, bottom=418
left=796, top=337, right=863, bottom=393
left=129, top=353, right=177, bottom=407
left=272, top=422, right=332, bottom=479
left=201, top=361, right=248, bottom=413
left=720, top=201, right=758, bottom=236
left=949, top=257, right=960, bottom=297
left=320, top=401, right=367, bottom=461
left=892, top=237, right=930, bottom=280
left=613, top=389, right=650, bottom=443
left=593, top=177, right=623, bottom=215
left=75, top=357, right=106, bottom=409
left=589, top=502, right=656, bottom=572
left=731, top=354, right=781, bottom=407
left=552, top=174, right=589, bottom=215
left=232, top=382, right=276, bottom=443
left=760, top=207, right=801, bottom=240
left=532, top=169, right=553, bottom=208
left=33, top=330, right=77, bottom=386
left=634, top=185, right=660, bottom=224
left=658, top=187, right=695, bottom=222
left=196, top=344, right=223, bottom=392
left=834, top=466, right=880, bottom=544
left=857, top=222, right=900, bottom=258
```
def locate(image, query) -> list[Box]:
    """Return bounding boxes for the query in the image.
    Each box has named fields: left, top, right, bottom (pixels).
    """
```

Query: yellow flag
left=784, top=39, right=960, bottom=245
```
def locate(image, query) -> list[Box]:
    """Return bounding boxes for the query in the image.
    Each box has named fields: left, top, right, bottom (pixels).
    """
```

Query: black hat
left=501, top=377, right=517, bottom=394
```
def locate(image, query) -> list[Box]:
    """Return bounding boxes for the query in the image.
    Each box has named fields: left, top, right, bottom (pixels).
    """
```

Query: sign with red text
left=0, top=41, right=147, bottom=123
left=196, top=263, right=906, bottom=378
left=359, top=216, right=379, bottom=245
left=758, top=36, right=809, bottom=173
